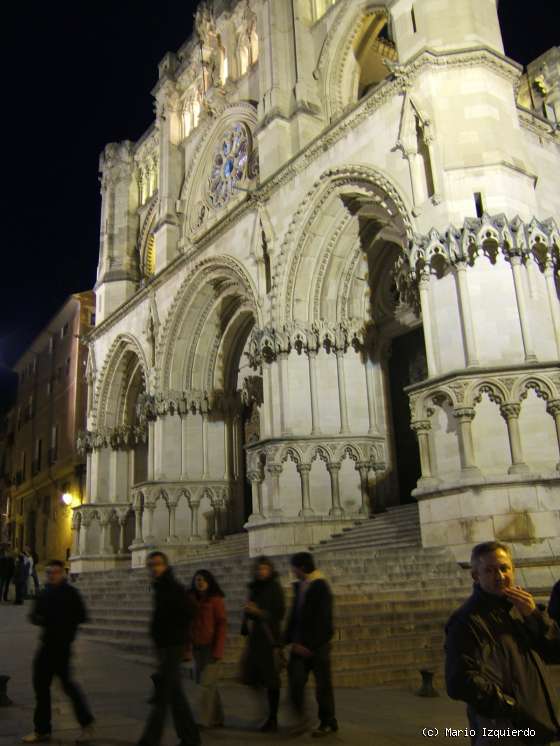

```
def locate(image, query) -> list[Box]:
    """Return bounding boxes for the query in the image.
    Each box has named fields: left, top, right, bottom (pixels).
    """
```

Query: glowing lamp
left=61, top=493, right=73, bottom=506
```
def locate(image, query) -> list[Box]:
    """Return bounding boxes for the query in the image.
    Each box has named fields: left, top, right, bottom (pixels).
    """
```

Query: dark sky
left=0, top=0, right=558, bottom=400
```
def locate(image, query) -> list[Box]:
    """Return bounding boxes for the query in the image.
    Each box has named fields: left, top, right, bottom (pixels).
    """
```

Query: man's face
left=472, top=549, right=514, bottom=596
left=147, top=555, right=167, bottom=579
left=45, top=565, right=64, bottom=586
left=291, top=565, right=306, bottom=581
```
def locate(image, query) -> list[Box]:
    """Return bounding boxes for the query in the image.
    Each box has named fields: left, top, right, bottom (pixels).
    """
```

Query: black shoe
left=312, top=721, right=338, bottom=738
left=259, top=717, right=278, bottom=733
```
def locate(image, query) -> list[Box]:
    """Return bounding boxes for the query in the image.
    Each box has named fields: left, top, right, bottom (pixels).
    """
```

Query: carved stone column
left=365, top=358, right=379, bottom=435
left=132, top=500, right=144, bottom=545
left=335, top=351, right=350, bottom=435
left=326, top=463, right=344, bottom=518
left=546, top=399, right=560, bottom=471
left=167, top=501, right=178, bottom=543
left=410, top=420, right=437, bottom=485
left=201, top=412, right=209, bottom=478
left=453, top=407, right=481, bottom=475
left=278, top=351, right=291, bottom=435
left=356, top=461, right=371, bottom=516
left=544, top=261, right=560, bottom=358
left=213, top=500, right=225, bottom=540
left=296, top=463, right=314, bottom=517
left=308, top=350, right=321, bottom=435
left=266, top=464, right=283, bottom=516
left=247, top=470, right=265, bottom=522
left=418, top=271, right=437, bottom=377
left=510, top=256, right=537, bottom=362
left=117, top=512, right=128, bottom=554
left=189, top=500, right=200, bottom=539
left=79, top=514, right=90, bottom=555
left=454, top=262, right=479, bottom=368
left=99, top=513, right=111, bottom=556
left=71, top=510, right=81, bottom=557
left=500, top=403, right=529, bottom=474
left=144, top=502, right=156, bottom=543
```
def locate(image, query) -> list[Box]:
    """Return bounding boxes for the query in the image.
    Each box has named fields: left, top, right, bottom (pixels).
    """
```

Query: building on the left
left=2, top=292, right=95, bottom=567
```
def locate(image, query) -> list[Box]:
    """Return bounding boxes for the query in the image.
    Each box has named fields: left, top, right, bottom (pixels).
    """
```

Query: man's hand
left=244, top=601, right=262, bottom=617
left=291, top=643, right=312, bottom=658
left=504, top=586, right=537, bottom=617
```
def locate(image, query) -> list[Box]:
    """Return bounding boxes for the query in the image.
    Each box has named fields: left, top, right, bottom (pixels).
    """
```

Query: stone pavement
left=0, top=601, right=471, bottom=746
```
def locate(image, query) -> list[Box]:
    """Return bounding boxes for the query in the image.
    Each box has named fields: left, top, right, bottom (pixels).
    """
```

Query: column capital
left=296, top=462, right=312, bottom=474
left=500, top=403, right=521, bottom=420
left=326, top=462, right=341, bottom=474
left=546, top=399, right=560, bottom=417
left=247, top=469, right=264, bottom=483
left=453, top=407, right=476, bottom=422
left=266, top=463, right=283, bottom=476
left=410, top=419, right=432, bottom=433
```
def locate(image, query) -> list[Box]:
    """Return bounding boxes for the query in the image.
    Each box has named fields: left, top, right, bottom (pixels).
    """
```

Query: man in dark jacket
left=1, top=550, right=15, bottom=601
left=284, top=551, right=337, bottom=738
left=445, top=541, right=560, bottom=745
left=138, top=551, right=200, bottom=746
left=22, top=559, right=94, bottom=744
left=547, top=580, right=560, bottom=627
left=14, top=550, right=30, bottom=604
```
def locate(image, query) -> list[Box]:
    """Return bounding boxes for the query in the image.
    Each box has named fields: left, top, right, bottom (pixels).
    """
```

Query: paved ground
left=0, top=600, right=471, bottom=746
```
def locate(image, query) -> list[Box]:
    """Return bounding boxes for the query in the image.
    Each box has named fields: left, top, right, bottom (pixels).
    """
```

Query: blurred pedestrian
left=189, top=569, right=227, bottom=728
left=2, top=549, right=15, bottom=601
left=446, top=541, right=560, bottom=746
left=22, top=559, right=94, bottom=744
left=14, top=550, right=30, bottom=605
left=137, top=551, right=200, bottom=746
left=26, top=546, right=40, bottom=596
left=548, top=579, right=560, bottom=627
left=240, top=556, right=286, bottom=732
left=284, top=551, right=337, bottom=738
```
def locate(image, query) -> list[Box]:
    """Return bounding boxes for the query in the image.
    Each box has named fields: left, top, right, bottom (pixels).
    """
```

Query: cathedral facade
left=72, top=0, right=560, bottom=573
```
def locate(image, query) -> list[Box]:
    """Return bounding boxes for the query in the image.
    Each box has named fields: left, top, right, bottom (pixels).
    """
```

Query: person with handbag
left=240, top=556, right=286, bottom=733
left=188, top=569, right=227, bottom=728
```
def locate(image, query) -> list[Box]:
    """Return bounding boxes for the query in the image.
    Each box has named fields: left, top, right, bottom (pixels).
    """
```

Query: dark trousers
left=33, top=643, right=93, bottom=735
left=288, top=645, right=336, bottom=726
left=140, top=645, right=200, bottom=746
left=0, top=576, right=9, bottom=600
left=15, top=579, right=27, bottom=604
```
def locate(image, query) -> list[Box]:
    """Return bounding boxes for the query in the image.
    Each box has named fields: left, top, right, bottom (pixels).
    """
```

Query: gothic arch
left=157, top=256, right=260, bottom=393
left=272, top=165, right=413, bottom=326
left=179, top=102, right=258, bottom=237
left=95, top=333, right=150, bottom=430
left=316, top=1, right=397, bottom=120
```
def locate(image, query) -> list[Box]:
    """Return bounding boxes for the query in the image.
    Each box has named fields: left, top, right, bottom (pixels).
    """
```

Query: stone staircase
left=311, top=502, right=422, bottom=554
left=75, top=517, right=474, bottom=688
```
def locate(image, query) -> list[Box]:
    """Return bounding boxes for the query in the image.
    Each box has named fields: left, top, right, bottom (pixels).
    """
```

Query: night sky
left=1, top=0, right=558, bottom=407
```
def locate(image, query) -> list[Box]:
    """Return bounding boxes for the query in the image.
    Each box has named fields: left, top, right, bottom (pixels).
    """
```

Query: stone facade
left=73, top=0, right=560, bottom=571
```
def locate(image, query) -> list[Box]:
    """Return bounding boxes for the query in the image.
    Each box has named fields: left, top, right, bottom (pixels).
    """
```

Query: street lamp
left=61, top=493, right=73, bottom=506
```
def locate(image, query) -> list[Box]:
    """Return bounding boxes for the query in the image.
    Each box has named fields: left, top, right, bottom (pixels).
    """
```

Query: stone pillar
left=99, top=514, right=110, bottom=556
left=411, top=420, right=436, bottom=484
left=510, top=256, right=537, bottom=362
left=248, top=470, right=265, bottom=521
left=147, top=421, right=155, bottom=480
left=213, top=501, right=225, bottom=540
left=266, top=464, right=283, bottom=516
left=223, top=414, right=231, bottom=481
left=79, top=515, right=90, bottom=555
left=544, top=261, right=560, bottom=358
left=145, top=503, right=156, bottom=543
left=71, top=511, right=81, bottom=556
left=118, top=514, right=127, bottom=554
left=201, top=412, right=209, bottom=478
left=453, top=407, right=481, bottom=475
left=180, top=416, right=189, bottom=479
left=454, top=262, right=479, bottom=368
left=189, top=500, right=200, bottom=539
left=546, top=399, right=560, bottom=472
left=335, top=351, right=350, bottom=434
left=418, top=272, right=438, bottom=377
left=500, top=403, right=529, bottom=474
left=167, top=502, right=178, bottom=543
left=356, top=461, right=371, bottom=516
left=262, top=362, right=275, bottom=437
left=308, top=350, right=321, bottom=435
left=365, top=358, right=379, bottom=435
left=326, top=463, right=344, bottom=518
left=278, top=352, right=291, bottom=435
left=132, top=501, right=144, bottom=545
left=85, top=453, right=92, bottom=502
left=296, top=463, right=314, bottom=517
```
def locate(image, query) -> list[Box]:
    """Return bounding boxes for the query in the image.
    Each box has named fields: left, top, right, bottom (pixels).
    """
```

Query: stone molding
left=130, top=480, right=231, bottom=509
left=395, top=213, right=560, bottom=311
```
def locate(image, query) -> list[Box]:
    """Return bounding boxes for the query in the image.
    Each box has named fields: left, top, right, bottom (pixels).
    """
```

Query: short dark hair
left=470, top=541, right=512, bottom=569
left=290, top=552, right=315, bottom=574
left=147, top=551, right=169, bottom=565
left=46, top=559, right=65, bottom=569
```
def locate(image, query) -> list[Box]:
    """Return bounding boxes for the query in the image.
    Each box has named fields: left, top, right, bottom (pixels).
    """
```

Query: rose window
left=208, top=123, right=252, bottom=208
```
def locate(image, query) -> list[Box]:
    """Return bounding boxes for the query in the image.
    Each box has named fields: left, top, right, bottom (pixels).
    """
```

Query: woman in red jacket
left=189, top=569, right=227, bottom=728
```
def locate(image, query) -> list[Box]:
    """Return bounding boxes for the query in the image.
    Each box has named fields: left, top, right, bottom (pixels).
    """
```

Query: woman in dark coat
left=241, top=556, right=286, bottom=732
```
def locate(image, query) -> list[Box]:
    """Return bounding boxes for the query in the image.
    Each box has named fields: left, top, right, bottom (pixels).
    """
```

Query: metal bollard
left=416, top=669, right=439, bottom=698
left=0, top=675, right=13, bottom=706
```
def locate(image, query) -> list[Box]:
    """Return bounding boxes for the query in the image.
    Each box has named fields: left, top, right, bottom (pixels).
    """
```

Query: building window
left=90, top=312, right=96, bottom=326
left=46, top=380, right=52, bottom=397
left=411, top=5, right=417, bottom=33
left=49, top=425, right=58, bottom=465
left=60, top=322, right=69, bottom=339
left=474, top=192, right=484, bottom=218
left=32, top=439, right=42, bottom=476
left=65, top=357, right=71, bottom=377
left=48, top=336, right=55, bottom=355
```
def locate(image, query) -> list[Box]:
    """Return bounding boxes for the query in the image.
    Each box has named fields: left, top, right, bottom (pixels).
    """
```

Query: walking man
left=14, top=550, right=30, bottom=605
left=2, top=549, right=15, bottom=601
left=137, top=551, right=200, bottom=746
left=27, top=546, right=40, bottom=596
left=22, top=559, right=94, bottom=743
left=445, top=541, right=560, bottom=745
left=284, top=552, right=338, bottom=738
